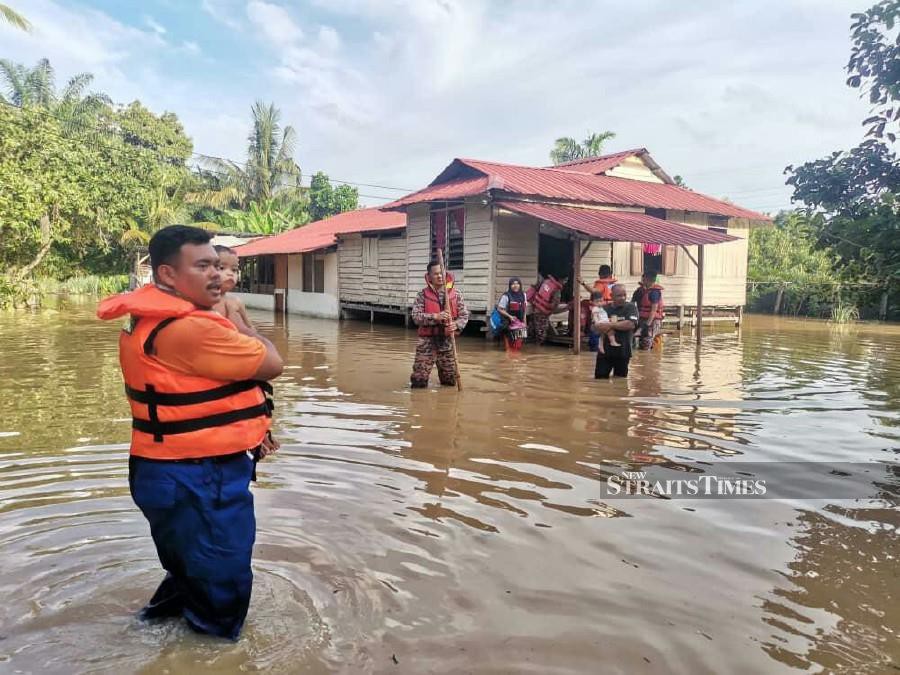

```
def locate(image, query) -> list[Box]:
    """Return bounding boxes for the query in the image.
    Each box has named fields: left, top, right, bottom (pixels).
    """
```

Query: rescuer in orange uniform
left=97, top=225, right=284, bottom=640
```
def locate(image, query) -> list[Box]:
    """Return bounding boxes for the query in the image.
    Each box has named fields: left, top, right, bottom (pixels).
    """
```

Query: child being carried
left=590, top=291, right=621, bottom=355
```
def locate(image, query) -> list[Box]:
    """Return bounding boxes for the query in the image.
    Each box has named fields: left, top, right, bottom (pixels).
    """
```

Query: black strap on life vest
left=143, top=317, right=178, bottom=355
left=132, top=401, right=272, bottom=438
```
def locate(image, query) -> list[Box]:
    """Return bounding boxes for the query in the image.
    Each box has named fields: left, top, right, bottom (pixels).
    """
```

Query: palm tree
left=550, top=130, right=617, bottom=165
left=0, top=3, right=30, bottom=31
left=0, top=58, right=110, bottom=124
left=192, top=101, right=302, bottom=210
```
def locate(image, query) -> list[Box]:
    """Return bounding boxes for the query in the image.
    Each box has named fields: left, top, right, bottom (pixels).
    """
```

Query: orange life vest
left=418, top=273, right=460, bottom=337
left=637, top=283, right=665, bottom=320
left=592, top=275, right=617, bottom=302
left=96, top=285, right=272, bottom=460
left=531, top=276, right=563, bottom=315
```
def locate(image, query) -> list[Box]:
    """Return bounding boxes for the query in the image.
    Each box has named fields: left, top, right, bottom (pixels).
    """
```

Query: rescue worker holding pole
left=97, top=225, right=284, bottom=641
left=410, top=258, right=469, bottom=388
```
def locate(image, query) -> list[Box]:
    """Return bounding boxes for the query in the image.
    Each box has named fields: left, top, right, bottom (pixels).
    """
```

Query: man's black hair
left=149, top=225, right=213, bottom=273
left=214, top=244, right=236, bottom=255
left=427, top=259, right=442, bottom=273
left=598, top=264, right=612, bottom=277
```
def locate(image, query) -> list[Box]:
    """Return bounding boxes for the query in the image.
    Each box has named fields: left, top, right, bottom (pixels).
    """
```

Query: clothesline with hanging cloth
left=493, top=200, right=738, bottom=245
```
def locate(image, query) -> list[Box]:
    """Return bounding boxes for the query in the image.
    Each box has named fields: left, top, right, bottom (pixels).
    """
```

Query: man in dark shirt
left=593, top=284, right=639, bottom=379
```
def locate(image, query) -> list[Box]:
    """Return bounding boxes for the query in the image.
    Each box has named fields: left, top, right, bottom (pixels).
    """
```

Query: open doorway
left=538, top=233, right=574, bottom=302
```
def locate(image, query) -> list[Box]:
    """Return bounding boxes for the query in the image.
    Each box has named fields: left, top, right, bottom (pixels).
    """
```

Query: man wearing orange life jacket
left=410, top=259, right=470, bottom=388
left=632, top=271, right=665, bottom=350
left=97, top=225, right=283, bottom=641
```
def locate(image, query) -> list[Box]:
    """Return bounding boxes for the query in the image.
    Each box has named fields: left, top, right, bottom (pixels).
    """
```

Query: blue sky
left=2, top=0, right=873, bottom=209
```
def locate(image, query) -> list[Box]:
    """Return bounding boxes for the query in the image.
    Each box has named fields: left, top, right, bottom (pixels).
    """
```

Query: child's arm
left=230, top=297, right=254, bottom=330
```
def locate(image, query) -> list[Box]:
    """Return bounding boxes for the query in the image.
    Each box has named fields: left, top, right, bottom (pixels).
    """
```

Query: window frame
left=429, top=201, right=465, bottom=270
left=302, top=252, right=326, bottom=294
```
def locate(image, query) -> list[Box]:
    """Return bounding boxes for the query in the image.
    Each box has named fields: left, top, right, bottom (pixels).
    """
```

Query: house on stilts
left=234, top=148, right=770, bottom=348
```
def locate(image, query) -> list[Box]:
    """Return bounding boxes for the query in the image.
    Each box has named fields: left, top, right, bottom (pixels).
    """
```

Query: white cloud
left=317, top=26, right=341, bottom=52
left=246, top=0, right=303, bottom=46
left=181, top=41, right=202, bottom=56
left=143, top=14, right=167, bottom=36
left=201, top=0, right=243, bottom=31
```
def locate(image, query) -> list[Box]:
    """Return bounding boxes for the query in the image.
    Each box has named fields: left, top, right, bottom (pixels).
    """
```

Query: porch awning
left=495, top=200, right=738, bottom=245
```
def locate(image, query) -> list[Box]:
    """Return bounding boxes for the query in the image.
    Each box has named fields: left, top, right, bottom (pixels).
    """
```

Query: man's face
left=218, top=252, right=240, bottom=293
left=612, top=286, right=627, bottom=306
left=156, top=242, right=222, bottom=308
left=428, top=264, right=445, bottom=287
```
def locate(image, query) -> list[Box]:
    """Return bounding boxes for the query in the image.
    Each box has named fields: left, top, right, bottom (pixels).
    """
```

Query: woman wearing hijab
left=495, top=277, right=528, bottom=350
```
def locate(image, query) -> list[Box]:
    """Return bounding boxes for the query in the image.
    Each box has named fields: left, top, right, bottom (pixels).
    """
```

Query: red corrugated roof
left=495, top=201, right=738, bottom=245
left=550, top=148, right=646, bottom=174
left=235, top=207, right=406, bottom=257
left=385, top=157, right=770, bottom=221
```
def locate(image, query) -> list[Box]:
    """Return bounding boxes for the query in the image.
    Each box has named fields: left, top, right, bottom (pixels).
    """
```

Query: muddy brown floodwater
left=0, top=303, right=898, bottom=674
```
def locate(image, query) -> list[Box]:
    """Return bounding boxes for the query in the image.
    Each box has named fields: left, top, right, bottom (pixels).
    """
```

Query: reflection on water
left=0, top=303, right=897, bottom=673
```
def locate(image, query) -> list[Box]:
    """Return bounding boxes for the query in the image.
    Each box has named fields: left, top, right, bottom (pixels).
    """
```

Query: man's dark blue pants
left=129, top=452, right=256, bottom=641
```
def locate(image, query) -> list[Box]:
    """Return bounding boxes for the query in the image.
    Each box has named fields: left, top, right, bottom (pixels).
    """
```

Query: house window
left=430, top=202, right=465, bottom=269
left=708, top=216, right=728, bottom=233
left=362, top=237, right=378, bottom=269
left=631, top=242, right=677, bottom=276
left=302, top=252, right=325, bottom=293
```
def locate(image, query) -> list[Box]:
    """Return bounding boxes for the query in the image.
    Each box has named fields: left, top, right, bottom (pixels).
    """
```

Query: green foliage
left=830, top=302, right=860, bottom=324
left=0, top=4, right=30, bottom=31
left=846, top=0, right=900, bottom=141
left=35, top=274, right=128, bottom=297
left=216, top=198, right=309, bottom=235
left=748, top=211, right=841, bottom=316
left=0, top=58, right=194, bottom=307
left=308, top=171, right=359, bottom=221
left=549, top=130, right=616, bottom=165
left=192, top=101, right=302, bottom=210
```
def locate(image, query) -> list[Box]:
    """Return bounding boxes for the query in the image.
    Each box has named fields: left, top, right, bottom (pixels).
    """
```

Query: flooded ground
left=0, top=303, right=897, bottom=674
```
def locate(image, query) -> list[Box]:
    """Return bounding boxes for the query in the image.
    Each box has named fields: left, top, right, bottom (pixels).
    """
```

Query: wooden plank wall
left=338, top=233, right=408, bottom=307
left=611, top=212, right=750, bottom=305
left=492, top=213, right=539, bottom=304
left=406, top=202, right=494, bottom=313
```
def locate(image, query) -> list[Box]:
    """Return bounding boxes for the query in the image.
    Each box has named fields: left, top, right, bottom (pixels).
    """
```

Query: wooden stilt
left=696, top=245, right=705, bottom=344
left=677, top=305, right=685, bottom=330
left=572, top=238, right=581, bottom=354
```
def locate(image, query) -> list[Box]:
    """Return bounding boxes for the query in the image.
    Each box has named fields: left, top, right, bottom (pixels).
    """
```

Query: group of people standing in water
left=408, top=259, right=667, bottom=387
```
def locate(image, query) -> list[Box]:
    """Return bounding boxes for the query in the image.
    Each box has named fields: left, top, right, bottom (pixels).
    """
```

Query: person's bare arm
left=234, top=321, right=284, bottom=381
left=231, top=297, right=254, bottom=330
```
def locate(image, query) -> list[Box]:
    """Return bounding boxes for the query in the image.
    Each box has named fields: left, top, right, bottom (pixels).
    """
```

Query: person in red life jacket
left=495, top=277, right=527, bottom=350
left=96, top=225, right=284, bottom=641
left=530, top=273, right=569, bottom=345
left=632, top=272, right=665, bottom=350
left=410, top=259, right=470, bottom=388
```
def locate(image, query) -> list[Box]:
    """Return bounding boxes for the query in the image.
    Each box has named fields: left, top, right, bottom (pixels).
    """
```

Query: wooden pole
left=572, top=238, right=581, bottom=354
left=436, top=249, right=462, bottom=391
left=696, top=245, right=705, bottom=344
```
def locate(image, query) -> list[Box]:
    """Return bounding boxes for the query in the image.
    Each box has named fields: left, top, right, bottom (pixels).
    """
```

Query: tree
left=193, top=101, right=302, bottom=209
left=673, top=175, right=688, bottom=188
left=217, top=198, right=309, bottom=235
left=549, top=130, right=617, bottom=165
left=308, top=171, right=359, bottom=221
left=0, top=58, right=111, bottom=124
left=846, top=0, right=900, bottom=141
left=0, top=3, right=29, bottom=31
left=784, top=1, right=900, bottom=319
left=747, top=211, right=839, bottom=315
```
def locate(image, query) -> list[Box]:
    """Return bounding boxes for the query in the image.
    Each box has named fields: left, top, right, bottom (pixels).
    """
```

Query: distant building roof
left=386, top=156, right=769, bottom=221
left=235, top=207, right=406, bottom=257
left=495, top=200, right=737, bottom=245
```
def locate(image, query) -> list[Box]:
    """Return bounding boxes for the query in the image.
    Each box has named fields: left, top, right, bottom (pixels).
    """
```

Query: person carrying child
left=589, top=290, right=621, bottom=353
